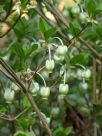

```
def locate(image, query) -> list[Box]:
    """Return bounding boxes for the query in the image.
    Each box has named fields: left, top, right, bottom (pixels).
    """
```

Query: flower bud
left=45, top=59, right=55, bottom=73
left=71, top=6, right=80, bottom=15
left=4, top=89, right=15, bottom=103
left=56, top=45, right=68, bottom=56
left=59, top=84, right=69, bottom=96
left=40, top=87, right=50, bottom=99
left=79, top=12, right=88, bottom=22
left=30, top=82, right=39, bottom=96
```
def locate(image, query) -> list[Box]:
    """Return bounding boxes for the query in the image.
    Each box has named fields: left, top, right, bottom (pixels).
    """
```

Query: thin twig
left=79, top=38, right=101, bottom=59
left=0, top=0, right=13, bottom=22
left=43, top=0, right=68, bottom=28
left=0, top=108, right=28, bottom=121
left=0, top=57, right=26, bottom=91
left=0, top=58, right=53, bottom=136
left=0, top=13, right=21, bottom=38
left=68, top=23, right=90, bottom=43
left=36, top=0, right=101, bottom=62
left=26, top=92, right=52, bottom=136
left=92, top=58, right=97, bottom=104
left=98, top=57, right=102, bottom=100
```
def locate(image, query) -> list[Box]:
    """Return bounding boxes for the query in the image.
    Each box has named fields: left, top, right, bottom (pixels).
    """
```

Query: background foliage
left=0, top=0, right=102, bottom=136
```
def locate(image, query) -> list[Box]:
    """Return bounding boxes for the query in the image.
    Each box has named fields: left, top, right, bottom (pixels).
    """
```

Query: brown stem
left=35, top=7, right=68, bottom=40
left=0, top=58, right=53, bottom=136
left=7, top=105, right=16, bottom=136
left=98, top=57, right=102, bottom=100
left=0, top=57, right=26, bottom=92
left=0, top=13, right=21, bottom=38
left=0, top=108, right=28, bottom=121
left=26, top=92, right=53, bottom=136
left=92, top=58, right=97, bottom=104
left=93, top=123, right=97, bottom=136
left=0, top=0, right=13, bottom=22
left=43, top=0, right=68, bottom=28
left=79, top=38, right=101, bottom=59
left=36, top=0, right=101, bottom=60
left=68, top=23, right=90, bottom=43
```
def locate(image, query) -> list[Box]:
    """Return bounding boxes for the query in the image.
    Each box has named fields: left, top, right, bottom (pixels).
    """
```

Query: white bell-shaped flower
left=41, top=70, right=49, bottom=79
left=77, top=69, right=83, bottom=78
left=56, top=45, right=68, bottom=56
left=40, top=87, right=50, bottom=99
left=30, top=82, right=39, bottom=96
left=4, top=89, right=15, bottom=103
left=83, top=69, right=91, bottom=79
left=79, top=82, right=88, bottom=90
left=54, top=53, right=64, bottom=63
left=59, top=84, right=69, bottom=96
left=45, top=59, right=55, bottom=73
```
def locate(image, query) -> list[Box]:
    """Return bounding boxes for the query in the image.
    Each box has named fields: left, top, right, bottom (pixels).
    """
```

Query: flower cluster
left=71, top=5, right=89, bottom=23
left=3, top=39, right=91, bottom=103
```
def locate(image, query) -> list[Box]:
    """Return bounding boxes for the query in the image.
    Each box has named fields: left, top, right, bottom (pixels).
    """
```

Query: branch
left=0, top=13, right=21, bottom=38
left=79, top=38, right=101, bottom=59
left=35, top=0, right=101, bottom=61
left=0, top=57, right=26, bottom=92
left=26, top=92, right=52, bottom=136
left=67, top=23, right=90, bottom=43
left=0, top=0, right=13, bottom=22
left=92, top=58, right=97, bottom=104
left=42, top=0, right=68, bottom=28
left=35, top=7, right=68, bottom=40
left=0, top=108, right=28, bottom=121
left=0, top=66, right=14, bottom=82
left=0, top=57, right=53, bottom=136
left=98, top=57, right=102, bottom=100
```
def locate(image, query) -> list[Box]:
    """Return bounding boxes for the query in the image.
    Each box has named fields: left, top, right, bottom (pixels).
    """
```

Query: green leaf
left=66, top=97, right=76, bottom=106
left=13, top=42, right=25, bottom=59
left=0, top=105, right=6, bottom=112
left=70, top=53, right=89, bottom=66
left=84, top=0, right=97, bottom=18
left=26, top=43, right=38, bottom=57
left=26, top=132, right=36, bottom=136
left=22, top=96, right=30, bottom=108
left=39, top=18, right=56, bottom=40
left=95, top=3, right=102, bottom=15
left=14, top=131, right=26, bottom=136
left=65, top=127, right=73, bottom=135
left=64, top=53, right=70, bottom=70
left=69, top=21, right=81, bottom=36
left=14, top=18, right=28, bottom=39
left=44, top=27, right=56, bottom=41
left=54, top=127, right=67, bottom=136
left=39, top=18, right=49, bottom=33
left=93, top=24, right=102, bottom=39
left=20, top=0, right=29, bottom=7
